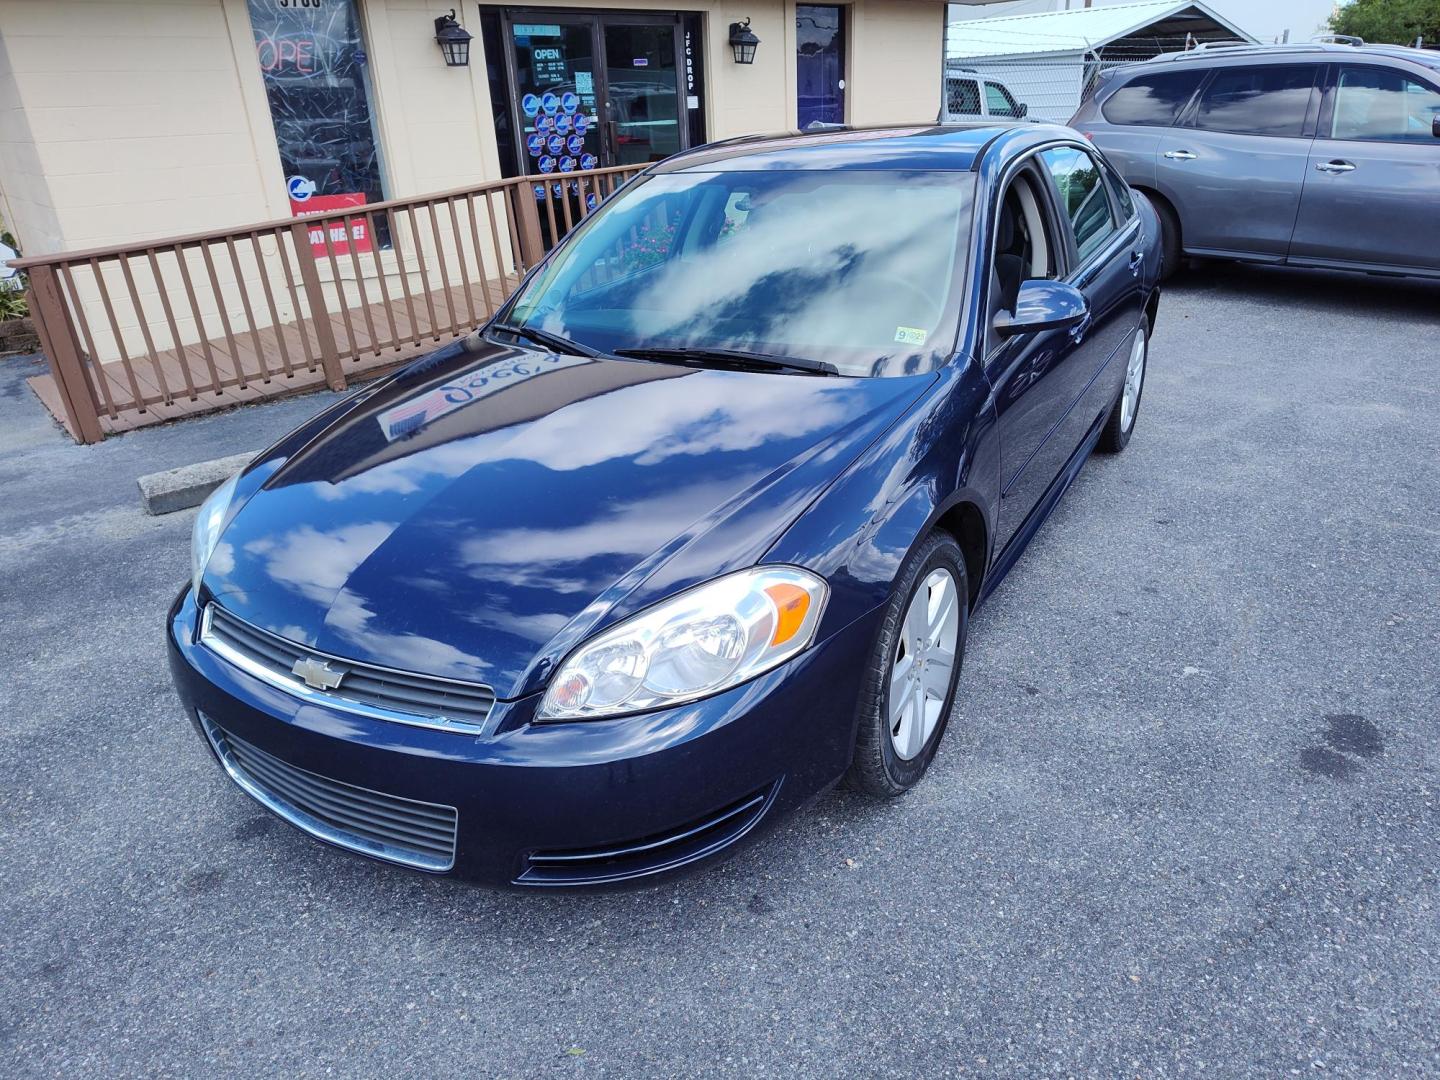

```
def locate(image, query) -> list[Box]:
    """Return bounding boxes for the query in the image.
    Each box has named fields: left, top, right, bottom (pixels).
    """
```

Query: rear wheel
left=1099, top=323, right=1147, bottom=453
left=846, top=533, right=968, bottom=797
left=1152, top=197, right=1182, bottom=283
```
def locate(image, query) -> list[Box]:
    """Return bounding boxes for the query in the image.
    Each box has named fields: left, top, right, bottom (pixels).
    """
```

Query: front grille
left=201, top=603, right=495, bottom=734
left=518, top=782, right=779, bottom=887
left=199, top=712, right=458, bottom=872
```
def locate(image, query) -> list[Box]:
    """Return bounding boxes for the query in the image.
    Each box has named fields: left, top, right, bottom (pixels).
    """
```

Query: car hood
left=203, top=337, right=931, bottom=699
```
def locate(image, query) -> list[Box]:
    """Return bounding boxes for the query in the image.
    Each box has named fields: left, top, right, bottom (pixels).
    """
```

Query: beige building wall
left=0, top=31, right=61, bottom=255
left=0, top=0, right=277, bottom=252
left=849, top=0, right=944, bottom=127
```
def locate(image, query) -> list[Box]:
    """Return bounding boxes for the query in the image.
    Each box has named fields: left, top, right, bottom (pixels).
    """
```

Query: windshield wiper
left=614, top=346, right=839, bottom=377
left=491, top=321, right=601, bottom=358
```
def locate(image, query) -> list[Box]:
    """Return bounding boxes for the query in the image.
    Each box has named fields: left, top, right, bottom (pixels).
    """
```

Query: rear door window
left=1331, top=65, right=1440, bottom=141
left=1101, top=70, right=1206, bottom=126
left=1194, top=64, right=1318, bottom=137
left=947, top=77, right=982, bottom=116
left=1040, top=146, right=1117, bottom=265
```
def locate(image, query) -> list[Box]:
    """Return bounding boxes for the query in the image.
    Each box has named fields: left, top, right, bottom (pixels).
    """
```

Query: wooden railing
left=12, top=164, right=645, bottom=443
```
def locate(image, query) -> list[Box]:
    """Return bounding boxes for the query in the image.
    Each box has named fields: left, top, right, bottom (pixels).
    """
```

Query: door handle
left=1128, top=250, right=1144, bottom=277
left=1315, top=160, right=1356, bottom=174
left=1163, top=149, right=1197, bottom=161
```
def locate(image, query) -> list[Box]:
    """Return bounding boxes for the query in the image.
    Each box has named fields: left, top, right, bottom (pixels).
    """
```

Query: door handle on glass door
left=1315, top=160, right=1356, bottom=174
left=1163, top=149, right=1197, bottom=160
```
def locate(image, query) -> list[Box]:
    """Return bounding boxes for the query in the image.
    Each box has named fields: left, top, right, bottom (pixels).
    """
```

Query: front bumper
left=166, top=588, right=878, bottom=887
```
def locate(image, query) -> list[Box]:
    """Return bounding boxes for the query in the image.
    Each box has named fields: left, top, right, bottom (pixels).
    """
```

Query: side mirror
left=1017, top=102, right=1029, bottom=118
left=1433, top=115, right=1440, bottom=138
left=994, top=281, right=1089, bottom=338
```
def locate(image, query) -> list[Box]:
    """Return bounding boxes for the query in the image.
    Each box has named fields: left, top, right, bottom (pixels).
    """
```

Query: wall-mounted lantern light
left=728, top=19, right=760, bottom=65
left=434, top=10, right=473, bottom=67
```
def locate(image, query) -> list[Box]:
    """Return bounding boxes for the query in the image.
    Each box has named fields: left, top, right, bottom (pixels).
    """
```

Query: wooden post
left=25, top=264, right=105, bottom=444
left=288, top=220, right=347, bottom=391
left=510, top=184, right=546, bottom=271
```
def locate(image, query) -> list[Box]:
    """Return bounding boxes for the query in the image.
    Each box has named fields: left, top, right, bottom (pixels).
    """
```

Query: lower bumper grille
left=518, top=781, right=779, bottom=886
left=200, top=712, right=458, bottom=872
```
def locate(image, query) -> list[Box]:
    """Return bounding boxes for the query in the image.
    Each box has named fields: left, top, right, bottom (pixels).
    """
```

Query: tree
left=1330, top=0, right=1440, bottom=45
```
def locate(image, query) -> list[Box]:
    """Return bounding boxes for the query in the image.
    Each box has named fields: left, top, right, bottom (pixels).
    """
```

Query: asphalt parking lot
left=2, top=262, right=1437, bottom=1078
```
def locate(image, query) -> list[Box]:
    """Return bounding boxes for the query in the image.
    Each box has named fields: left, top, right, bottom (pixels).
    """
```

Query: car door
left=984, top=161, right=1088, bottom=548
left=1036, top=145, right=1146, bottom=467
left=1075, top=67, right=1210, bottom=191
left=1290, top=62, right=1440, bottom=274
left=1154, top=63, right=1321, bottom=258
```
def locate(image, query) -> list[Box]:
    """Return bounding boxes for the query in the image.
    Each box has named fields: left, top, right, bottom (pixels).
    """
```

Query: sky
left=947, top=1, right=1340, bottom=45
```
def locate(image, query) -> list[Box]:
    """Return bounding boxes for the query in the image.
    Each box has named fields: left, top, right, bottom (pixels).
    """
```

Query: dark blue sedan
left=168, top=124, right=1162, bottom=887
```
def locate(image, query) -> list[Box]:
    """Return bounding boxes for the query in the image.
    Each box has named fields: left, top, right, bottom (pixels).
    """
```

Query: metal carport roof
left=947, top=1, right=1258, bottom=61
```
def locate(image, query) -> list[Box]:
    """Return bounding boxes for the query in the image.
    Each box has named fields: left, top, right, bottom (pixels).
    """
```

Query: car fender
left=765, top=358, right=1000, bottom=638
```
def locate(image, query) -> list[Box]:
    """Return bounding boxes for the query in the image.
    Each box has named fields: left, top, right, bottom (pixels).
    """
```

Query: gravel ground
left=2, top=263, right=1437, bottom=1078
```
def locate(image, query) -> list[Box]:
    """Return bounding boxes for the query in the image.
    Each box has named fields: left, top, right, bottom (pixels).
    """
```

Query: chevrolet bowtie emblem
left=291, top=656, right=346, bottom=691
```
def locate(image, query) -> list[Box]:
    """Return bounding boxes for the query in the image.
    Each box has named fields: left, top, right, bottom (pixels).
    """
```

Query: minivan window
left=1040, top=147, right=1116, bottom=264
left=1332, top=66, right=1440, bottom=142
left=1195, top=65, right=1317, bottom=137
left=947, top=77, right=982, bottom=116
left=1101, top=70, right=1206, bottom=126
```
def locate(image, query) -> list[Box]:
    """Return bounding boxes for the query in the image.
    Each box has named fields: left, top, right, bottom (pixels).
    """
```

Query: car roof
left=650, top=123, right=1072, bottom=173
left=1133, top=41, right=1440, bottom=71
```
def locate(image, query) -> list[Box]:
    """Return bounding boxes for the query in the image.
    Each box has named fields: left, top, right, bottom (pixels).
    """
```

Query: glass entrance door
left=502, top=11, right=686, bottom=181
left=508, top=18, right=604, bottom=199
left=601, top=21, right=683, bottom=167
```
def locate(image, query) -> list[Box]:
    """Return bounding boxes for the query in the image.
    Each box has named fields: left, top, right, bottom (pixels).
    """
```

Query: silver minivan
left=1069, top=42, right=1440, bottom=280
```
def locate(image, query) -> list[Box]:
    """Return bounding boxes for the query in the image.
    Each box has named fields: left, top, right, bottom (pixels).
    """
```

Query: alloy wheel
left=889, top=568, right=960, bottom=761
left=1120, top=327, right=1147, bottom=433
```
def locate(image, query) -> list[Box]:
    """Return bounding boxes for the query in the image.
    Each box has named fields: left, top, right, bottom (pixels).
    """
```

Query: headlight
left=190, top=473, right=239, bottom=596
left=539, top=566, right=829, bottom=721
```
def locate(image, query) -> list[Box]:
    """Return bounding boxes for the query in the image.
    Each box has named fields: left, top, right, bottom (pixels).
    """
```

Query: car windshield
left=503, top=170, right=976, bottom=378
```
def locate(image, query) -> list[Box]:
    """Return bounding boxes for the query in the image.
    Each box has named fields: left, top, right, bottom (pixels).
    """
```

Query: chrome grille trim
left=199, top=603, right=495, bottom=735
left=199, top=712, right=457, bottom=872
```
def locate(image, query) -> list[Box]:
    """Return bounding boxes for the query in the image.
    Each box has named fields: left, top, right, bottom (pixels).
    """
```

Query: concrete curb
left=137, top=451, right=256, bottom=515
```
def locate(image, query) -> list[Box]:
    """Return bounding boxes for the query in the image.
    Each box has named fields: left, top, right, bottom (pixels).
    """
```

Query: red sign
left=290, top=192, right=372, bottom=257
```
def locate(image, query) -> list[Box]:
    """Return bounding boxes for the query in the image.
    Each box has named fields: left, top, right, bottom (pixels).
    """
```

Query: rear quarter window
left=1101, top=70, right=1207, bottom=126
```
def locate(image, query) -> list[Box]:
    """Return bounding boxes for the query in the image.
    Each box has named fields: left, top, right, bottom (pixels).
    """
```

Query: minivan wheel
left=1154, top=199, right=1182, bottom=282
left=845, top=532, right=968, bottom=798
left=1099, top=323, right=1147, bottom=453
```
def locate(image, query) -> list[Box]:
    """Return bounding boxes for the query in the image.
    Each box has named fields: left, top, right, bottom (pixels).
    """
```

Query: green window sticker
left=894, top=326, right=927, bottom=346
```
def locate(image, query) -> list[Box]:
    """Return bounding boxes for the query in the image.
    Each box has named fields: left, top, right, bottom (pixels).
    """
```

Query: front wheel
left=1098, top=322, right=1147, bottom=453
left=846, top=532, right=968, bottom=797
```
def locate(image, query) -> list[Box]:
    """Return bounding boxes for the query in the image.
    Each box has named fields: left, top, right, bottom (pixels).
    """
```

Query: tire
left=1099, top=322, right=1147, bottom=454
left=845, top=532, right=968, bottom=798
left=1153, top=198, right=1182, bottom=283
